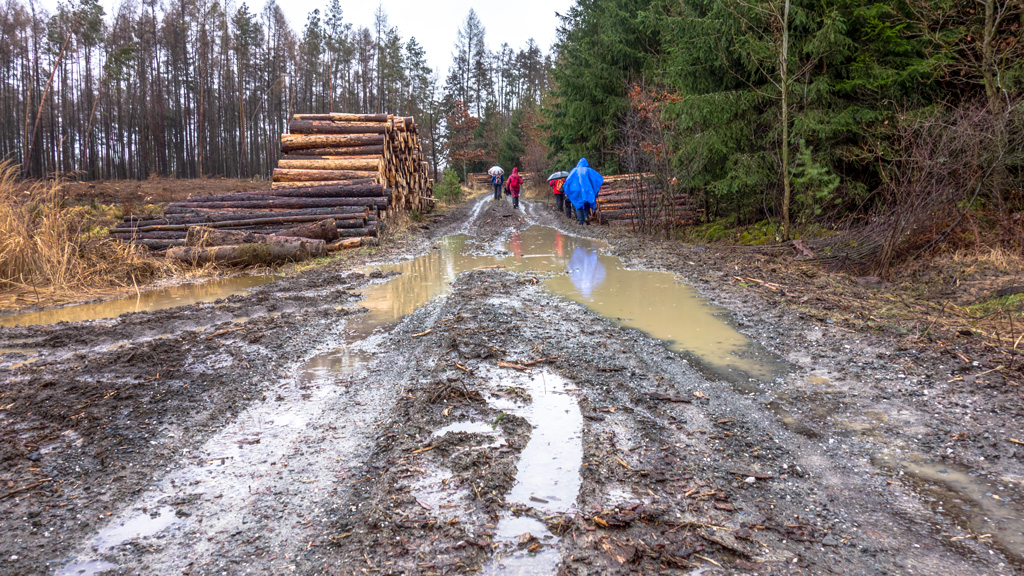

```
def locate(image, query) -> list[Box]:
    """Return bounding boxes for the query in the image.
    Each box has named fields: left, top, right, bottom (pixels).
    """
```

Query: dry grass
left=0, top=161, right=171, bottom=310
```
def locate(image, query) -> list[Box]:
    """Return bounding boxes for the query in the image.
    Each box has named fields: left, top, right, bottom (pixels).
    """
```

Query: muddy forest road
left=1, top=195, right=1023, bottom=576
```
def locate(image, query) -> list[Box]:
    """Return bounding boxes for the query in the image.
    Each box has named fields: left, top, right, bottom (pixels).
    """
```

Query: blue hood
left=563, top=158, right=604, bottom=209
left=568, top=246, right=606, bottom=298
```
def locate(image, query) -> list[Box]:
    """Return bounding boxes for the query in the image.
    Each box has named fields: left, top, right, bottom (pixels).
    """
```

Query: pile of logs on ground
left=593, top=174, right=699, bottom=228
left=278, top=113, right=433, bottom=213
left=467, top=171, right=536, bottom=191
left=467, top=173, right=492, bottom=190
left=113, top=112, right=435, bottom=264
left=112, top=185, right=383, bottom=252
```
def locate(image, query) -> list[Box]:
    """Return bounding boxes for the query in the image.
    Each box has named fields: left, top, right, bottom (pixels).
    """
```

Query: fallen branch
left=207, top=327, right=245, bottom=340
left=0, top=478, right=52, bottom=500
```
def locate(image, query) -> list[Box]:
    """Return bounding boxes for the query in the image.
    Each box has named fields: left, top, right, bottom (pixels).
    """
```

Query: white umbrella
left=547, top=171, right=570, bottom=182
left=488, top=165, right=504, bottom=176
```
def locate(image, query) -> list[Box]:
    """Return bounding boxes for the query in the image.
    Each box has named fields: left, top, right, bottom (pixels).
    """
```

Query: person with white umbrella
left=488, top=166, right=504, bottom=201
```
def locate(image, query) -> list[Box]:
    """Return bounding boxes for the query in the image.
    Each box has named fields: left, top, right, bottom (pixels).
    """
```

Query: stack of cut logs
left=467, top=172, right=535, bottom=191
left=111, top=203, right=379, bottom=264
left=112, top=112, right=434, bottom=265
left=277, top=113, right=433, bottom=212
left=467, top=173, right=492, bottom=190
left=593, top=174, right=698, bottom=227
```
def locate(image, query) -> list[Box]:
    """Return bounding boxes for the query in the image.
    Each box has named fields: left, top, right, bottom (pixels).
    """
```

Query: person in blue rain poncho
left=562, top=158, right=604, bottom=225
left=568, top=246, right=606, bottom=298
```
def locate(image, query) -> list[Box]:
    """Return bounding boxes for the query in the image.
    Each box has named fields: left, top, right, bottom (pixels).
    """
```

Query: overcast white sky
left=280, top=1, right=575, bottom=76
left=43, top=0, right=574, bottom=78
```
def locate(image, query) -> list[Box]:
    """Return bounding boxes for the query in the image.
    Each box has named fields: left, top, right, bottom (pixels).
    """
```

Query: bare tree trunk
left=26, top=27, right=74, bottom=178
left=779, top=0, right=792, bottom=241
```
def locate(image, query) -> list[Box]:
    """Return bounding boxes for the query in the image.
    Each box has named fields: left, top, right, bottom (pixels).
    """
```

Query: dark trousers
left=555, top=195, right=564, bottom=212
left=576, top=202, right=592, bottom=225
left=565, top=201, right=574, bottom=219
left=493, top=185, right=502, bottom=200
left=512, top=195, right=519, bottom=209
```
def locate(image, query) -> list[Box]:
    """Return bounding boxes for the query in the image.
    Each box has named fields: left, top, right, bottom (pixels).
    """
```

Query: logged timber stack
left=277, top=113, right=433, bottom=213
left=468, top=171, right=537, bottom=191
left=113, top=112, right=434, bottom=261
left=593, top=174, right=699, bottom=227
left=111, top=202, right=380, bottom=252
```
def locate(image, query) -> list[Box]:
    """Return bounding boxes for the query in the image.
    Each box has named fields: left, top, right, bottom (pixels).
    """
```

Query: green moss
left=965, top=292, right=1024, bottom=319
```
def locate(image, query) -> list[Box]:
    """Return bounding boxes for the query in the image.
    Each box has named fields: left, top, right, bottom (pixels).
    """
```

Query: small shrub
left=435, top=168, right=463, bottom=203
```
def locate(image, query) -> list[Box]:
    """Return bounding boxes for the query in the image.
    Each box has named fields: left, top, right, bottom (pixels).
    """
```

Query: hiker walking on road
left=563, top=158, right=603, bottom=225
left=550, top=176, right=566, bottom=213
left=506, top=167, right=524, bottom=209
left=491, top=170, right=505, bottom=201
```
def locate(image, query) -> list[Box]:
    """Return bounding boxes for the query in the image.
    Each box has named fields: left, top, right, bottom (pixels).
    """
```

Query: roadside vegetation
left=0, top=161, right=169, bottom=309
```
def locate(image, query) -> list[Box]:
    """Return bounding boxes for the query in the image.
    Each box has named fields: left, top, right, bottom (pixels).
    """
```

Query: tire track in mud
left=6, top=196, right=1020, bottom=575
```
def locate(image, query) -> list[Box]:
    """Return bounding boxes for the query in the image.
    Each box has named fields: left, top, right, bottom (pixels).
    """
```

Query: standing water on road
left=480, top=367, right=583, bottom=576
left=363, top=226, right=779, bottom=381
left=0, top=275, right=277, bottom=328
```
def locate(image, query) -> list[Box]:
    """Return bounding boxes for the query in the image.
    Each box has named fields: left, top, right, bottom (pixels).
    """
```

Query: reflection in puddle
left=56, top=342, right=371, bottom=573
left=481, top=367, right=583, bottom=575
left=365, top=226, right=779, bottom=381
left=92, top=507, right=179, bottom=552
left=0, top=275, right=277, bottom=328
left=875, top=454, right=1024, bottom=564
left=54, top=559, right=117, bottom=576
left=57, top=507, right=180, bottom=576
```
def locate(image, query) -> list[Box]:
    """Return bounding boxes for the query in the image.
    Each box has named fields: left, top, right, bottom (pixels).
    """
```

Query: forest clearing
left=0, top=192, right=1022, bottom=575
left=2, top=0, right=1024, bottom=574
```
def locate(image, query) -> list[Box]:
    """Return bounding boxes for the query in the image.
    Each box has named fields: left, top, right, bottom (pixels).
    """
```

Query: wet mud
left=0, top=194, right=1021, bottom=575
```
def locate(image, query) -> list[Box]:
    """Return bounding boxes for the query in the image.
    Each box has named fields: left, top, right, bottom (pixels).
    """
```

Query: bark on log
left=280, top=134, right=385, bottom=151
left=134, top=239, right=185, bottom=250
left=127, top=213, right=370, bottom=233
left=271, top=219, right=340, bottom=241
left=271, top=179, right=377, bottom=190
left=185, top=227, right=268, bottom=247
left=276, top=157, right=381, bottom=171
left=167, top=240, right=325, bottom=266
left=272, top=168, right=379, bottom=182
left=255, top=184, right=385, bottom=199
left=111, top=231, right=184, bottom=240
left=282, top=146, right=385, bottom=158
left=292, top=113, right=389, bottom=122
left=154, top=207, right=369, bottom=220
left=184, top=185, right=387, bottom=203
left=176, top=197, right=388, bottom=210
left=336, top=227, right=378, bottom=238
left=287, top=120, right=387, bottom=135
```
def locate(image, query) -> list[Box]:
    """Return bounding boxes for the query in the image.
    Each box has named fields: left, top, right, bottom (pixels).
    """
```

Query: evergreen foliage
left=544, top=0, right=1024, bottom=233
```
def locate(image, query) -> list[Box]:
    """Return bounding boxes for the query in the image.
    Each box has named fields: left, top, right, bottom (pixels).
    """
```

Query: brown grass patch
left=0, top=162, right=172, bottom=310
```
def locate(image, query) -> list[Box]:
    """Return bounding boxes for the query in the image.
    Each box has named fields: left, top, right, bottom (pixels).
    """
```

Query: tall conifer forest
left=546, top=0, right=1024, bottom=243
left=3, top=0, right=1023, bottom=250
left=0, top=1, right=548, bottom=182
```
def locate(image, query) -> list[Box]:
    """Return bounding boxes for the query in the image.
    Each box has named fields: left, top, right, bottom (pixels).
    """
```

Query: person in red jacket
left=549, top=176, right=566, bottom=213
left=505, top=167, right=524, bottom=209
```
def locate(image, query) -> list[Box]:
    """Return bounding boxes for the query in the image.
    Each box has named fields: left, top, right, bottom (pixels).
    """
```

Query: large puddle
left=482, top=367, right=583, bottom=575
left=364, top=226, right=778, bottom=381
left=416, top=366, right=583, bottom=575
left=0, top=275, right=276, bottom=328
